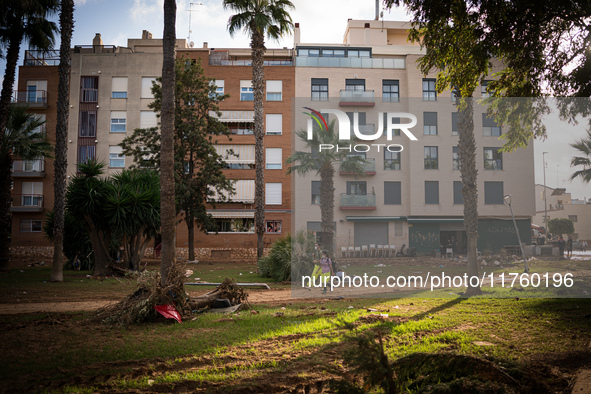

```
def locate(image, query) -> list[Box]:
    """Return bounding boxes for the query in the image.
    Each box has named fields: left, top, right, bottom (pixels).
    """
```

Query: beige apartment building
left=292, top=20, right=535, bottom=255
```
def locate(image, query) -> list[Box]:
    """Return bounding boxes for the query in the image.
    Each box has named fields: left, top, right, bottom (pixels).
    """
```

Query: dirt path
left=0, top=289, right=296, bottom=314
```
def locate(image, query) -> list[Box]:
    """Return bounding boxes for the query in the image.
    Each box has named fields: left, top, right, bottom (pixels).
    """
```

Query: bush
left=258, top=231, right=316, bottom=282
left=44, top=210, right=94, bottom=270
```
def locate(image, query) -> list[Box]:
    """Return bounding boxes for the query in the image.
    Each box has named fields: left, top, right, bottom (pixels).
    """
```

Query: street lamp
left=504, top=194, right=529, bottom=273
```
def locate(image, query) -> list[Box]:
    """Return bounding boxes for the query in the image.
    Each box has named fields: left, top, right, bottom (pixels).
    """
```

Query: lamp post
left=504, top=194, right=529, bottom=273
left=543, top=152, right=548, bottom=240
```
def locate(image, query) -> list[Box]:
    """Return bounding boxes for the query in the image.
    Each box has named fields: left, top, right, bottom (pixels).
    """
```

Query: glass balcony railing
left=295, top=56, right=405, bottom=69
left=340, top=193, right=376, bottom=209
left=209, top=59, right=293, bottom=66
left=10, top=194, right=44, bottom=212
left=340, top=89, right=375, bottom=103
left=11, top=159, right=45, bottom=176
left=12, top=90, right=48, bottom=107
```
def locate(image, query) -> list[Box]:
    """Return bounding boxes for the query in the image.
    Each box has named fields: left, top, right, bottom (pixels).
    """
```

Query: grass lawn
left=0, top=259, right=590, bottom=392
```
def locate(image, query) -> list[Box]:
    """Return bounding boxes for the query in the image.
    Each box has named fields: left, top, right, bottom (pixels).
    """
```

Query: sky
left=1, top=0, right=590, bottom=201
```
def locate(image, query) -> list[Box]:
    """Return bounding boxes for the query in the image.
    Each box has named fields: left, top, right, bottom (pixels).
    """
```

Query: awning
left=209, top=110, right=254, bottom=123
left=207, top=210, right=255, bottom=219
left=407, top=217, right=464, bottom=224
left=346, top=216, right=407, bottom=222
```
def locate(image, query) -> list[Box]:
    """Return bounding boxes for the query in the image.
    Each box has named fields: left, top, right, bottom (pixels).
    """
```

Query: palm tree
left=0, top=107, right=53, bottom=267
left=160, top=0, right=177, bottom=286
left=570, top=130, right=591, bottom=183
left=286, top=120, right=366, bottom=256
left=0, top=0, right=58, bottom=269
left=50, top=0, right=75, bottom=282
left=223, top=0, right=295, bottom=259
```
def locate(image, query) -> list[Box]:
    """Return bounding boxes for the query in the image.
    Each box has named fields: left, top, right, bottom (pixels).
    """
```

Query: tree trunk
left=0, top=27, right=24, bottom=270
left=50, top=0, right=75, bottom=282
left=187, top=215, right=195, bottom=261
left=458, top=97, right=482, bottom=296
left=251, top=29, right=266, bottom=260
left=320, top=165, right=335, bottom=257
left=87, top=229, right=111, bottom=276
left=160, top=0, right=177, bottom=286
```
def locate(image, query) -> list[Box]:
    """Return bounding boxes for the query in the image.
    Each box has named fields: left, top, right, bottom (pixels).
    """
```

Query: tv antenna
left=187, top=2, right=204, bottom=46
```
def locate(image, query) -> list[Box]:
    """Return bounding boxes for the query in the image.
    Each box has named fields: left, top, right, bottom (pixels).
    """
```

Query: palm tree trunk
left=458, top=98, right=482, bottom=296
left=50, top=0, right=75, bottom=282
left=251, top=29, right=266, bottom=260
left=320, top=165, right=335, bottom=256
left=0, top=26, right=24, bottom=270
left=187, top=215, right=195, bottom=261
left=160, top=0, right=177, bottom=286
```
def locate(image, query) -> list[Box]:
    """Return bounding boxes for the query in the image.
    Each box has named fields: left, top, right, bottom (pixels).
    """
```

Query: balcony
left=295, top=56, right=405, bottom=69
left=11, top=159, right=45, bottom=177
left=339, top=89, right=375, bottom=107
left=209, top=58, right=293, bottom=66
left=340, top=193, right=376, bottom=210
left=10, top=194, right=44, bottom=212
left=340, top=158, right=376, bottom=175
left=24, top=50, right=61, bottom=66
left=12, top=90, right=48, bottom=108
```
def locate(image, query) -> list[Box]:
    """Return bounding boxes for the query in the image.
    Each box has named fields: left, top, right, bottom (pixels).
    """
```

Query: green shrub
left=258, top=231, right=316, bottom=282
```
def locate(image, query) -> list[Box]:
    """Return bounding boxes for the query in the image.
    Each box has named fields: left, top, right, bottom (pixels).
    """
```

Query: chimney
left=93, top=33, right=103, bottom=46
left=375, top=0, right=379, bottom=20
left=203, top=42, right=208, bottom=48
left=142, top=30, right=153, bottom=39
left=294, top=22, right=301, bottom=45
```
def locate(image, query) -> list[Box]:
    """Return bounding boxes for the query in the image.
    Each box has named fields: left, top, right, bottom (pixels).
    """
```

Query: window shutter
left=141, top=77, right=156, bottom=98
left=140, top=111, right=158, bottom=128
left=214, top=145, right=255, bottom=164
left=111, top=111, right=126, bottom=120
left=265, top=148, right=282, bottom=166
left=112, top=77, right=128, bottom=92
left=265, top=183, right=282, bottom=205
left=266, top=80, right=282, bottom=92
left=240, top=80, right=252, bottom=89
left=265, top=114, right=282, bottom=134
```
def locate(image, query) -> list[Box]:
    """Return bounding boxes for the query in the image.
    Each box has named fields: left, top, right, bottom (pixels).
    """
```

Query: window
left=141, top=77, right=157, bottom=98
left=394, top=222, right=403, bottom=237
left=452, top=112, right=458, bottom=136
left=30, top=113, right=46, bottom=135
left=382, top=80, right=399, bottom=102
left=484, top=147, right=503, bottom=170
left=484, top=181, right=504, bottom=204
left=20, top=219, right=42, bottom=232
left=266, top=80, right=282, bottom=101
left=210, top=180, right=255, bottom=203
left=346, top=181, right=366, bottom=195
left=265, top=148, right=282, bottom=169
left=481, top=80, right=491, bottom=98
left=80, top=77, right=98, bottom=102
left=311, top=181, right=320, bottom=204
left=111, top=77, right=128, bottom=98
left=266, top=114, right=282, bottom=135
left=265, top=183, right=282, bottom=205
left=212, top=79, right=224, bottom=97
left=140, top=111, right=158, bottom=129
left=240, top=80, right=253, bottom=101
left=215, top=144, right=255, bottom=169
left=424, top=146, right=438, bottom=169
left=384, top=181, right=401, bottom=205
left=483, top=113, right=501, bottom=136
left=453, top=181, right=464, bottom=204
left=266, top=220, right=282, bottom=233
left=78, top=146, right=96, bottom=164
left=227, top=122, right=254, bottom=135
left=21, top=181, right=43, bottom=206
left=109, top=146, right=124, bottom=168
left=213, top=218, right=255, bottom=233
left=110, top=111, right=126, bottom=133
left=452, top=146, right=460, bottom=170
left=569, top=215, right=578, bottom=223
left=345, top=78, right=365, bottom=91
left=79, top=111, right=96, bottom=137
left=425, top=181, right=439, bottom=204
left=311, top=78, right=328, bottom=101
left=423, top=112, right=438, bottom=135
left=423, top=78, right=437, bottom=101
left=26, top=80, right=47, bottom=103
left=384, top=150, right=401, bottom=170
left=382, top=114, right=400, bottom=137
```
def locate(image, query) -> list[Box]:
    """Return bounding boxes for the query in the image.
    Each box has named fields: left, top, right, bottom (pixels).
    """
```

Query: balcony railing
left=11, top=159, right=45, bottom=177
left=340, top=158, right=376, bottom=175
left=340, top=193, right=376, bottom=210
left=209, top=58, right=293, bottom=66
left=81, top=88, right=98, bottom=102
left=10, top=194, right=44, bottom=212
left=12, top=90, right=48, bottom=108
left=295, top=56, right=405, bottom=69
left=339, top=89, right=375, bottom=106
left=24, top=50, right=61, bottom=66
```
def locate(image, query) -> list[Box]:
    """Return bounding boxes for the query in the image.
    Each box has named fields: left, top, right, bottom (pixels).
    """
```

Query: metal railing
left=340, top=193, right=376, bottom=208
left=24, top=50, right=61, bottom=66
left=12, top=90, right=48, bottom=105
left=209, top=58, right=293, bottom=66
left=12, top=159, right=45, bottom=175
left=11, top=194, right=44, bottom=208
left=81, top=88, right=98, bottom=102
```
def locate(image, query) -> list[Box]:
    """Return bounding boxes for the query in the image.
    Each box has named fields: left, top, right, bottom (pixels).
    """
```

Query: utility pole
left=187, top=2, right=203, bottom=45
left=543, top=152, right=548, bottom=237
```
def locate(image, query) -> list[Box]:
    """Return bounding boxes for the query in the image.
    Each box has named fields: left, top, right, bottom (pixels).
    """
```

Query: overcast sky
left=2, top=0, right=589, bottom=201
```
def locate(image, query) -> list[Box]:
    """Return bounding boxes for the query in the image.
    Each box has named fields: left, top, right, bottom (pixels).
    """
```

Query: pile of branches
left=93, top=264, right=248, bottom=326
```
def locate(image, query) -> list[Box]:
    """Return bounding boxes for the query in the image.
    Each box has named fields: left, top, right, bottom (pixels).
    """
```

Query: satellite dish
left=189, top=41, right=194, bottom=48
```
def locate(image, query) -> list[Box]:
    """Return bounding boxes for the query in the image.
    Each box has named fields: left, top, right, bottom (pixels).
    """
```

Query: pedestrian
left=311, top=250, right=334, bottom=294
left=558, top=237, right=566, bottom=259
left=567, top=236, right=573, bottom=258
left=583, top=240, right=588, bottom=252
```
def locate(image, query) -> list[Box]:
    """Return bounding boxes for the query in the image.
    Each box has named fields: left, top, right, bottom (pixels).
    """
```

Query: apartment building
left=10, top=51, right=60, bottom=249
left=293, top=20, right=535, bottom=255
left=176, top=45, right=294, bottom=254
